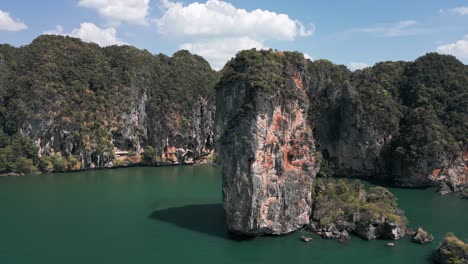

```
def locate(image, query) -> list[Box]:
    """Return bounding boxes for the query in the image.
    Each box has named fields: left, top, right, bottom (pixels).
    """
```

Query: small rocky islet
left=433, top=233, right=468, bottom=264
left=309, top=179, right=407, bottom=241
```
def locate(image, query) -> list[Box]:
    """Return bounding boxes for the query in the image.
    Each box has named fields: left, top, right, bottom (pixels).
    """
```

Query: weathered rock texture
left=1, top=34, right=466, bottom=198
left=215, top=49, right=467, bottom=235
left=413, top=227, right=434, bottom=244
left=309, top=56, right=468, bottom=192
left=216, top=51, right=319, bottom=235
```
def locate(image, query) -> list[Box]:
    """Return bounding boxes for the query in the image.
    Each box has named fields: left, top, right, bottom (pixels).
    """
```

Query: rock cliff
left=0, top=35, right=219, bottom=173
left=0, top=36, right=466, bottom=196
left=310, top=56, right=467, bottom=191
left=215, top=49, right=466, bottom=235
left=216, top=50, right=319, bottom=235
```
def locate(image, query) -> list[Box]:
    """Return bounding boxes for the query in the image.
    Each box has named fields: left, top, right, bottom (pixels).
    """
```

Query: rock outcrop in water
left=412, top=227, right=434, bottom=244
left=433, top=233, right=468, bottom=264
left=309, top=179, right=407, bottom=240
left=216, top=50, right=319, bottom=235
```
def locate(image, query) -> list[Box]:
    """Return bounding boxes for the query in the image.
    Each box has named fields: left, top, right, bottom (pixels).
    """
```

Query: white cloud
left=156, top=0, right=314, bottom=69
left=44, top=25, right=64, bottom=35
left=44, top=23, right=126, bottom=47
left=349, top=62, right=370, bottom=71
left=452, top=6, right=468, bottom=15
left=436, top=35, right=468, bottom=61
left=0, top=10, right=27, bottom=31
left=353, top=20, right=430, bottom=37
left=303, top=53, right=314, bottom=61
left=180, top=37, right=265, bottom=70
left=156, top=0, right=313, bottom=40
left=78, top=0, right=150, bottom=25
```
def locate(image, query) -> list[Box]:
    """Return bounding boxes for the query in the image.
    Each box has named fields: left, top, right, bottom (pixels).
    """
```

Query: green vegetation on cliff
left=434, top=233, right=468, bottom=264
left=1, top=39, right=466, bottom=181
left=217, top=49, right=466, bottom=187
left=308, top=53, right=467, bottom=185
left=394, top=54, right=468, bottom=173
left=217, top=49, right=306, bottom=97
left=311, top=179, right=407, bottom=226
left=0, top=35, right=219, bottom=174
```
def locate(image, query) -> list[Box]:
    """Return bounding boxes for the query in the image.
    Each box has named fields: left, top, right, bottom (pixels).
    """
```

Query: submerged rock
left=433, top=233, right=468, bottom=264
left=412, top=227, right=434, bottom=244
left=438, top=182, right=453, bottom=195
left=216, top=50, right=319, bottom=235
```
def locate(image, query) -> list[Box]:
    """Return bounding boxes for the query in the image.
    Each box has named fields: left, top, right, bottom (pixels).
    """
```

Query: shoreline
left=0, top=161, right=218, bottom=177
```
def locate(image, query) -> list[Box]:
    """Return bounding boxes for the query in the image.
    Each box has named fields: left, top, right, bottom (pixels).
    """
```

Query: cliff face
left=145, top=51, right=217, bottom=165
left=309, top=57, right=467, bottom=190
left=216, top=50, right=467, bottom=235
left=311, top=62, right=403, bottom=180
left=0, top=36, right=466, bottom=194
left=0, top=35, right=219, bottom=173
left=433, top=233, right=468, bottom=264
left=216, top=51, right=319, bottom=235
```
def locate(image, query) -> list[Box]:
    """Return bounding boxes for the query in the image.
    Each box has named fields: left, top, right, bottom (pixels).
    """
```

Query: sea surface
left=0, top=165, right=466, bottom=264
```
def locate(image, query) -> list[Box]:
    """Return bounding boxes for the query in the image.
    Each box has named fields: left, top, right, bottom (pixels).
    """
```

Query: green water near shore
left=0, top=165, right=466, bottom=264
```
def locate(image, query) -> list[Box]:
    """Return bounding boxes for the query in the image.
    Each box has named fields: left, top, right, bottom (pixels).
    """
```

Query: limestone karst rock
left=216, top=50, right=319, bottom=235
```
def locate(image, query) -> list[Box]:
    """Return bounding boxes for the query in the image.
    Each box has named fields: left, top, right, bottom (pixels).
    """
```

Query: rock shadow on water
left=149, top=203, right=252, bottom=242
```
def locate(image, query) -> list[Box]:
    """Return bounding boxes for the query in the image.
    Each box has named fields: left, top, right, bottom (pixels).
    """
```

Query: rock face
left=1, top=36, right=466, bottom=197
left=433, top=233, right=468, bottom=264
left=354, top=216, right=406, bottom=240
left=310, top=56, right=468, bottom=192
left=215, top=50, right=466, bottom=236
left=216, top=50, right=319, bottom=235
left=0, top=35, right=219, bottom=173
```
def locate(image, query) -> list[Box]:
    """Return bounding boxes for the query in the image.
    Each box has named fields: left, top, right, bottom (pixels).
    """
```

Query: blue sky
left=0, top=0, right=467, bottom=70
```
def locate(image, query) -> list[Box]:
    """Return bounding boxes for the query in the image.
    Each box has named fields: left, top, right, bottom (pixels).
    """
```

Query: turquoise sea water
left=0, top=165, right=466, bottom=264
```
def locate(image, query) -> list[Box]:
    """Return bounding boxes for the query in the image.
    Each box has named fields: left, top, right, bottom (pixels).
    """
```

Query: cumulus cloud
left=44, top=23, right=126, bottom=47
left=78, top=0, right=150, bottom=25
left=0, top=10, right=27, bottom=31
left=156, top=0, right=314, bottom=69
left=436, top=35, right=468, bottom=61
left=353, top=20, right=430, bottom=37
left=156, top=0, right=313, bottom=40
left=44, top=25, right=64, bottom=35
left=180, top=37, right=265, bottom=70
left=452, top=6, right=468, bottom=15
left=349, top=62, right=370, bottom=71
